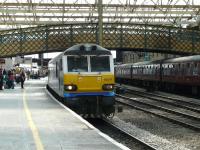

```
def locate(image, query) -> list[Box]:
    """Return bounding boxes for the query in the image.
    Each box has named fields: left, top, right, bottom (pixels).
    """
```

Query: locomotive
left=115, top=55, right=200, bottom=95
left=47, top=44, right=115, bottom=117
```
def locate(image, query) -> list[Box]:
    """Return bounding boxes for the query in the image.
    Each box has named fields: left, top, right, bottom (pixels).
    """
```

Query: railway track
left=124, top=87, right=200, bottom=113
left=116, top=84, right=200, bottom=109
left=88, top=118, right=157, bottom=150
left=121, top=93, right=200, bottom=121
left=116, top=94, right=200, bottom=131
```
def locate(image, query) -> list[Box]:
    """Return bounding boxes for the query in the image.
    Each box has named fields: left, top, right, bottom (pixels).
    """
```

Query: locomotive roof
left=64, top=44, right=111, bottom=55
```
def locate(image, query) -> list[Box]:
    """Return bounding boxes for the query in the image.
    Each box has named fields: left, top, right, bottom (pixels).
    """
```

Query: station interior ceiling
left=0, top=0, right=199, bottom=30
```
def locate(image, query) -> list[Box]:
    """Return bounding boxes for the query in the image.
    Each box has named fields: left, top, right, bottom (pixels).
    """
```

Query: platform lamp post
left=98, top=0, right=103, bottom=46
left=39, top=53, right=43, bottom=70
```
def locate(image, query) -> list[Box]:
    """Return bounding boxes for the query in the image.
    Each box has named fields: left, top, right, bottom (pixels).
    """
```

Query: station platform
left=0, top=79, right=128, bottom=150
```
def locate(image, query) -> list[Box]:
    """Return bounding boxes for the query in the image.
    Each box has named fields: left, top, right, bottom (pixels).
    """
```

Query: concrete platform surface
left=0, top=79, right=129, bottom=150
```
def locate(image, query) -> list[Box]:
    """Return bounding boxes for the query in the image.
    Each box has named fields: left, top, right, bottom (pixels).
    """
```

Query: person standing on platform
left=20, top=70, right=25, bottom=89
left=26, top=70, right=30, bottom=80
left=3, top=69, right=6, bottom=76
left=0, top=69, right=3, bottom=90
left=3, top=71, right=8, bottom=89
left=7, top=70, right=11, bottom=89
left=9, top=71, right=15, bottom=89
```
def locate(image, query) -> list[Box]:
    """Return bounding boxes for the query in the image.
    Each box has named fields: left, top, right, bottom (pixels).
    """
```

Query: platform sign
left=24, top=57, right=32, bottom=64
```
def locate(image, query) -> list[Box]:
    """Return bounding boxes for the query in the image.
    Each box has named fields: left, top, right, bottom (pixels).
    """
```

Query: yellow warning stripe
left=23, top=89, right=44, bottom=150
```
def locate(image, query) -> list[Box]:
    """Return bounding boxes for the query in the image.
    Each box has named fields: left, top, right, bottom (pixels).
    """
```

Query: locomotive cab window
left=90, top=56, right=110, bottom=72
left=67, top=56, right=88, bottom=72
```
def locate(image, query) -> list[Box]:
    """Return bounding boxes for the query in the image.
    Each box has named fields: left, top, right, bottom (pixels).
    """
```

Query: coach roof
left=163, top=55, right=200, bottom=63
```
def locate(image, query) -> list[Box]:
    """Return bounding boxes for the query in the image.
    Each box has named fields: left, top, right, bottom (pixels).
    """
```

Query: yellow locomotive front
left=63, top=44, right=115, bottom=117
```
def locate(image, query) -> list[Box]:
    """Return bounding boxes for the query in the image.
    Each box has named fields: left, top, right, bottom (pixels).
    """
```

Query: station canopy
left=0, top=0, right=200, bottom=30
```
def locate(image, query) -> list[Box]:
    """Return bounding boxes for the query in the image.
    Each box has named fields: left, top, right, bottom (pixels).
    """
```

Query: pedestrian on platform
left=20, top=70, right=25, bottom=89
left=3, top=72, right=8, bottom=89
left=0, top=69, right=3, bottom=90
left=26, top=70, right=30, bottom=80
left=3, top=69, right=6, bottom=76
left=9, top=71, right=15, bottom=89
left=7, top=70, right=12, bottom=89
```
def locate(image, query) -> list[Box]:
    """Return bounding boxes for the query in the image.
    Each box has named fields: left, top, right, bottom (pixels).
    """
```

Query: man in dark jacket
left=0, top=69, right=3, bottom=90
left=20, top=70, right=25, bottom=89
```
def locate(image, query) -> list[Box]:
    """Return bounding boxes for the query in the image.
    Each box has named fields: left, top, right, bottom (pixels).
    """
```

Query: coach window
left=171, top=65, right=175, bottom=75
left=178, top=64, right=181, bottom=75
left=144, top=66, right=146, bottom=74
left=91, top=56, right=110, bottom=72
left=152, top=66, right=155, bottom=75
left=149, top=66, right=152, bottom=75
left=133, top=67, right=136, bottom=74
left=198, top=63, right=200, bottom=75
left=174, top=64, right=177, bottom=75
left=182, top=64, right=185, bottom=75
left=67, top=56, right=88, bottom=72
left=193, top=63, right=198, bottom=76
left=187, top=63, right=190, bottom=75
left=163, top=65, right=167, bottom=75
left=166, top=65, right=168, bottom=75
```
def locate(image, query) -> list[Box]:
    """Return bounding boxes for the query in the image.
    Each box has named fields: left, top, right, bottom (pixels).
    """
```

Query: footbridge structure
left=0, top=23, right=200, bottom=58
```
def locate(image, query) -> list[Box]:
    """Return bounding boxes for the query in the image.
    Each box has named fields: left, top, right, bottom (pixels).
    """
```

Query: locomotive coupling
left=115, top=86, right=126, bottom=94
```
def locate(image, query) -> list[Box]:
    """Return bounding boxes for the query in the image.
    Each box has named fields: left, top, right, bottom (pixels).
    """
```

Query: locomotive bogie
left=64, top=96, right=115, bottom=116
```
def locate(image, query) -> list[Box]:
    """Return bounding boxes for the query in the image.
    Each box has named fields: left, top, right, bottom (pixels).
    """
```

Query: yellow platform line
left=23, top=89, right=44, bottom=150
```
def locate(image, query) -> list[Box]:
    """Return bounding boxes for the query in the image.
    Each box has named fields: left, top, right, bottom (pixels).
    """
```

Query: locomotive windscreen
left=91, top=56, right=110, bottom=72
left=67, top=55, right=111, bottom=72
left=67, top=56, right=88, bottom=72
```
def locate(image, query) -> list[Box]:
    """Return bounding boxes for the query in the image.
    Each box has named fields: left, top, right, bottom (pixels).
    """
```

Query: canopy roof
left=0, top=0, right=199, bottom=29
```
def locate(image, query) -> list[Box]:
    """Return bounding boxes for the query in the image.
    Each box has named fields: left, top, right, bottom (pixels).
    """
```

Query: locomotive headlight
left=102, top=84, right=114, bottom=90
left=64, top=85, right=77, bottom=91
left=67, top=85, right=73, bottom=90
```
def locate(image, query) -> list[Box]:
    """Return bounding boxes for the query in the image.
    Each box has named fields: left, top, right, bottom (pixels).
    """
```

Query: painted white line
left=45, top=88, right=130, bottom=150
